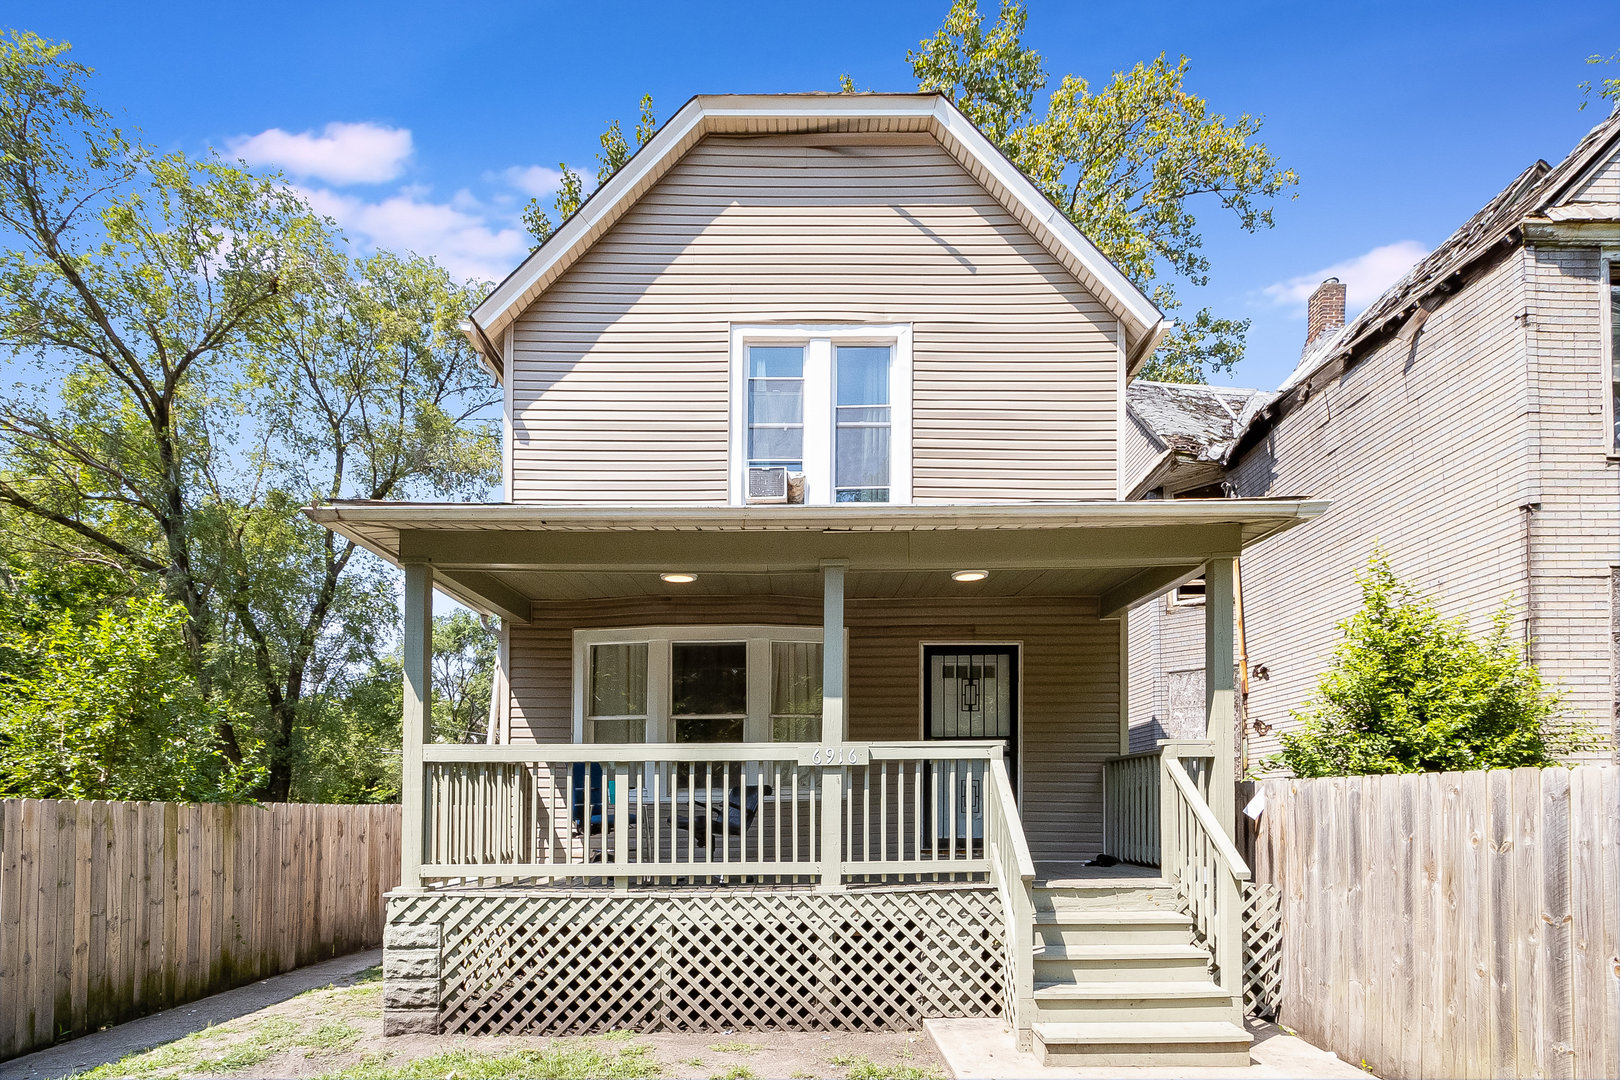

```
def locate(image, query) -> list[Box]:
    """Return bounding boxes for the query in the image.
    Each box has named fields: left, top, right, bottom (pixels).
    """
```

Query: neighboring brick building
left=1125, top=109, right=1620, bottom=768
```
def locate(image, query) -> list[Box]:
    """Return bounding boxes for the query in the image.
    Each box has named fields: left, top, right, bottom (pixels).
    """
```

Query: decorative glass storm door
left=923, top=646, right=1018, bottom=842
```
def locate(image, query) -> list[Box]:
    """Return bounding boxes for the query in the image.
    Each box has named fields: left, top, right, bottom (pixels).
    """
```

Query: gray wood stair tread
left=1033, top=909, right=1191, bottom=925
left=1034, top=980, right=1229, bottom=999
left=1036, top=943, right=1210, bottom=960
left=1033, top=1021, right=1253, bottom=1045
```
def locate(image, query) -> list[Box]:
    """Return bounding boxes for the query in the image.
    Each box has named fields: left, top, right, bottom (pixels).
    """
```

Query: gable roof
left=464, top=93, right=1168, bottom=380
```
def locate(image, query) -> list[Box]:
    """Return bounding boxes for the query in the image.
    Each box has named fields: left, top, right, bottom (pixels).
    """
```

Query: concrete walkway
left=924, top=1017, right=1372, bottom=1079
left=0, top=951, right=381, bottom=1080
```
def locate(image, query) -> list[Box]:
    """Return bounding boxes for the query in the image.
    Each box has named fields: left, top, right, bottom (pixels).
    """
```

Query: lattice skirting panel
left=1242, top=881, right=1283, bottom=1020
left=383, top=885, right=1006, bottom=1035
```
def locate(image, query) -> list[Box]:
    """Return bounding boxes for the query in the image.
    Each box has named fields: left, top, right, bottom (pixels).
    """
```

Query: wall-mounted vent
left=746, top=466, right=789, bottom=504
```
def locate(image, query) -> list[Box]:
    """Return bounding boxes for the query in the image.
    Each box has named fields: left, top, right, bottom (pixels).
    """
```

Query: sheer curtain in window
left=587, top=642, right=647, bottom=743
left=770, top=641, right=822, bottom=742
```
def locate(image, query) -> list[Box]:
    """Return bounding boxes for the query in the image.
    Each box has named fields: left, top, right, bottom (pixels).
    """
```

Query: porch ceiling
left=304, top=498, right=1327, bottom=624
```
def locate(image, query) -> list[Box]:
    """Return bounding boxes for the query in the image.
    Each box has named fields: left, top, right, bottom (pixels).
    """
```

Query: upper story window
left=731, top=325, right=912, bottom=505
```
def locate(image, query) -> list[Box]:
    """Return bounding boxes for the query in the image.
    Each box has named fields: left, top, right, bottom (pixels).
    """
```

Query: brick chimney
left=1305, top=278, right=1347, bottom=349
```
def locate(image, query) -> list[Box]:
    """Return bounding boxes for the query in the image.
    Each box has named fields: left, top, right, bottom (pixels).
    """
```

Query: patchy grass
left=827, top=1054, right=941, bottom=1080
left=707, top=1066, right=756, bottom=1080
left=302, top=1020, right=363, bottom=1054
left=706, top=1040, right=760, bottom=1055
left=312, top=1041, right=662, bottom=1079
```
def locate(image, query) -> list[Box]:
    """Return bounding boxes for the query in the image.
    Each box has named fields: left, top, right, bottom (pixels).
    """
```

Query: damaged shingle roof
left=1277, top=107, right=1620, bottom=397
left=1127, top=381, right=1273, bottom=460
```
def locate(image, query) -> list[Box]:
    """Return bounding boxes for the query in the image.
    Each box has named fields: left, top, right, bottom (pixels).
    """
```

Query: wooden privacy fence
left=0, top=799, right=401, bottom=1062
left=1241, top=766, right=1619, bottom=1080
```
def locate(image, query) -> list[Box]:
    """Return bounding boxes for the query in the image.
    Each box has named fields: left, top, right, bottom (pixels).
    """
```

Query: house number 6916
left=804, top=745, right=866, bottom=766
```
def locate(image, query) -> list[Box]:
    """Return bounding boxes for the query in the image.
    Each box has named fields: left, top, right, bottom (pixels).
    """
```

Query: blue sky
left=8, top=0, right=1619, bottom=390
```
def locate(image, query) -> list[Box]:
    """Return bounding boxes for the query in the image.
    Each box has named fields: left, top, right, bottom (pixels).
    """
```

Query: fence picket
left=0, top=799, right=399, bottom=1063
left=1249, top=766, right=1617, bottom=1080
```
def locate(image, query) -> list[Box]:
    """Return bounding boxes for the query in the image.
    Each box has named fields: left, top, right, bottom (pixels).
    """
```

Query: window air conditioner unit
left=746, top=465, right=789, bottom=504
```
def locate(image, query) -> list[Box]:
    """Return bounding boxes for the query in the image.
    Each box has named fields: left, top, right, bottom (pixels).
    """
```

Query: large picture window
left=730, top=325, right=912, bottom=505
left=573, top=626, right=826, bottom=745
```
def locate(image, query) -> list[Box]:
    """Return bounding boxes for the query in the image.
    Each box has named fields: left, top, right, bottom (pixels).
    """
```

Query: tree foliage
left=909, top=0, right=1296, bottom=382
left=0, top=582, right=261, bottom=800
left=523, top=95, right=657, bottom=245
left=1271, top=555, right=1587, bottom=778
left=1579, top=49, right=1620, bottom=110
left=0, top=30, right=500, bottom=801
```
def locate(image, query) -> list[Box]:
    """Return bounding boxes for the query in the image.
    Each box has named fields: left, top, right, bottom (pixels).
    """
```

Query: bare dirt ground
left=63, top=966, right=945, bottom=1080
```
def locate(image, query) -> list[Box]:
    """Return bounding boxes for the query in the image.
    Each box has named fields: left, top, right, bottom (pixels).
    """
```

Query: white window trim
left=572, top=625, right=832, bottom=744
left=1602, top=251, right=1619, bottom=459
left=728, top=323, right=913, bottom=506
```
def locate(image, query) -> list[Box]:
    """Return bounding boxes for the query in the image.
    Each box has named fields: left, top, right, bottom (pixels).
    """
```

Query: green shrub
left=1271, top=554, right=1588, bottom=777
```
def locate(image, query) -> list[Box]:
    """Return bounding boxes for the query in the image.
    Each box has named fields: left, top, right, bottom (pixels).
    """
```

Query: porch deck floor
left=1033, top=861, right=1164, bottom=888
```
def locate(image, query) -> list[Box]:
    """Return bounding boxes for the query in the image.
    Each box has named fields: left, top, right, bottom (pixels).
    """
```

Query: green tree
left=0, top=31, right=499, bottom=800
left=523, top=94, right=657, bottom=245
left=430, top=610, right=497, bottom=744
left=0, top=586, right=261, bottom=800
left=1579, top=49, right=1620, bottom=109
left=1271, top=555, right=1587, bottom=778
left=909, top=0, right=1296, bottom=382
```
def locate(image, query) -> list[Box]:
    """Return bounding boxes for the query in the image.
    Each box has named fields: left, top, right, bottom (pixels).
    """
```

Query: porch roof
left=305, top=498, right=1327, bottom=624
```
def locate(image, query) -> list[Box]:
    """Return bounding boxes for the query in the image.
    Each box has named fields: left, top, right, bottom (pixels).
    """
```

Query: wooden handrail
left=422, top=740, right=1006, bottom=764
left=1163, top=757, right=1251, bottom=881
left=983, top=756, right=1036, bottom=1049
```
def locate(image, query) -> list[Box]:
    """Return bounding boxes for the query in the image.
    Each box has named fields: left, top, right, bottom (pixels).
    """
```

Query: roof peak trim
left=465, top=93, right=1165, bottom=376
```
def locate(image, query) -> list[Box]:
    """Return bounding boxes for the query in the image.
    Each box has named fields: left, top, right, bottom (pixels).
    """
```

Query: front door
left=923, top=645, right=1019, bottom=841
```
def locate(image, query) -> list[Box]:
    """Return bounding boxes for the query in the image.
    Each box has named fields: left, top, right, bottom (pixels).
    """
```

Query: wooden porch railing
left=1102, top=747, right=1161, bottom=864
left=415, top=740, right=1015, bottom=889
left=982, top=755, right=1036, bottom=1046
left=1105, top=740, right=1250, bottom=999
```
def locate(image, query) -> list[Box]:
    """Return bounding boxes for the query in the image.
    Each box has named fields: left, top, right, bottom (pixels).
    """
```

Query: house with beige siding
left=308, top=93, right=1325, bottom=1066
left=1126, top=109, right=1620, bottom=773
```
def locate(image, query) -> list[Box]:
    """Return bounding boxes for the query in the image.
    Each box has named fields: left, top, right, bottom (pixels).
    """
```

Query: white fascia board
left=927, top=98, right=1162, bottom=341
left=466, top=93, right=1165, bottom=368
left=469, top=95, right=710, bottom=334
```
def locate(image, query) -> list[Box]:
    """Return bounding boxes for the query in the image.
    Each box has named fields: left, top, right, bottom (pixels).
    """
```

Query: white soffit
left=466, top=93, right=1166, bottom=372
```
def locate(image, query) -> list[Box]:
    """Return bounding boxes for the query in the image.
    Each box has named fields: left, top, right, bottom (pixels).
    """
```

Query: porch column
left=1203, top=556, right=1237, bottom=840
left=820, top=560, right=846, bottom=890
left=821, top=560, right=847, bottom=741
left=401, top=559, right=433, bottom=890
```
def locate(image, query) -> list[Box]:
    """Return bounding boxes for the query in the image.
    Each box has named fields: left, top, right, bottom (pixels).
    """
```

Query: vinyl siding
left=505, top=595, right=1118, bottom=861
left=508, top=134, right=1121, bottom=505
left=1128, top=248, right=1560, bottom=766
left=1125, top=596, right=1211, bottom=752
left=1120, top=410, right=1165, bottom=495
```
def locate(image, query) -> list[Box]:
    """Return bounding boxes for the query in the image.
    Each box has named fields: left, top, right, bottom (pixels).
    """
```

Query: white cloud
left=1262, top=240, right=1429, bottom=312
left=230, top=122, right=413, bottom=185
left=299, top=185, right=529, bottom=284
left=498, top=164, right=568, bottom=198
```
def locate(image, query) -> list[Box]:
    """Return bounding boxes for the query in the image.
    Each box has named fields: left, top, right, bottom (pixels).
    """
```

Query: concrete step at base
left=1034, top=1020, right=1252, bottom=1068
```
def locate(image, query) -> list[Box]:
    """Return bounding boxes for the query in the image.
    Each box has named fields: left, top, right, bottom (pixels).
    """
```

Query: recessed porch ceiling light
left=660, top=572, right=697, bottom=584
left=951, top=570, right=989, bottom=583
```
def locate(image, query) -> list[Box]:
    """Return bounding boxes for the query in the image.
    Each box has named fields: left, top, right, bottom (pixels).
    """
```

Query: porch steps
left=1028, top=882, right=1250, bottom=1067
left=1032, top=1021, right=1253, bottom=1068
